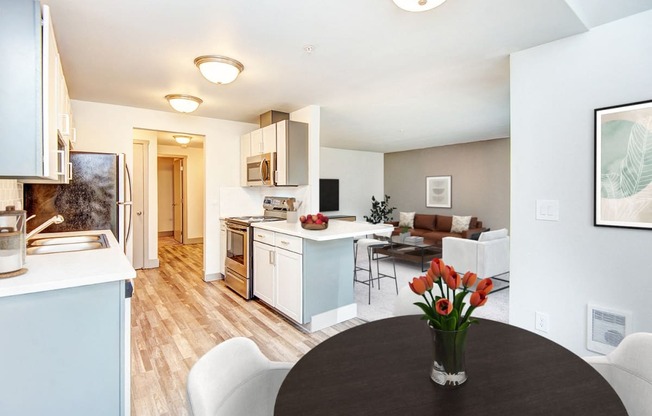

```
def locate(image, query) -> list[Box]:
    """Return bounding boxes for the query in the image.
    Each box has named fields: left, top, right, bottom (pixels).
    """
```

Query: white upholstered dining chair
left=187, top=337, right=294, bottom=416
left=583, top=332, right=652, bottom=416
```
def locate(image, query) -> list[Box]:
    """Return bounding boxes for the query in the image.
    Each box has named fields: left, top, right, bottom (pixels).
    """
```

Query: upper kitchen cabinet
left=276, top=120, right=309, bottom=186
left=250, top=124, right=277, bottom=156
left=0, top=2, right=70, bottom=183
left=240, top=132, right=251, bottom=186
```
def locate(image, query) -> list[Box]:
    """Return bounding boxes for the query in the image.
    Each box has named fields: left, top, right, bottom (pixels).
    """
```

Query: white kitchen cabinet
left=275, top=247, right=303, bottom=323
left=250, top=124, right=277, bottom=155
left=253, top=240, right=275, bottom=306
left=240, top=132, right=251, bottom=186
left=219, top=220, right=227, bottom=277
left=253, top=231, right=303, bottom=323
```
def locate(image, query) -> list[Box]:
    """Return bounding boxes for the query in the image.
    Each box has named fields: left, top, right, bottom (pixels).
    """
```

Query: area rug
left=354, top=252, right=509, bottom=323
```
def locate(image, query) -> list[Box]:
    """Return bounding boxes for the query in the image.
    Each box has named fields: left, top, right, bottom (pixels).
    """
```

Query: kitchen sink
left=27, top=234, right=109, bottom=255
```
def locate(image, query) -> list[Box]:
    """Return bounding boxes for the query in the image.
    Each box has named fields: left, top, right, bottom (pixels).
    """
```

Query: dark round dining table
left=274, top=315, right=626, bottom=415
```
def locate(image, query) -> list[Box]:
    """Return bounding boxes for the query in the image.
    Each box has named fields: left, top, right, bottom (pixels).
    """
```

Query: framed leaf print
left=595, top=99, right=652, bottom=229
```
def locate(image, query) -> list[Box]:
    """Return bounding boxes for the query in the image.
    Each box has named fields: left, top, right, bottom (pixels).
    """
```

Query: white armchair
left=584, top=332, right=652, bottom=416
left=442, top=228, right=510, bottom=281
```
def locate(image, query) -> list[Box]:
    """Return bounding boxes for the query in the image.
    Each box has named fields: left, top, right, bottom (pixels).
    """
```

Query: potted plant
left=363, top=195, right=396, bottom=224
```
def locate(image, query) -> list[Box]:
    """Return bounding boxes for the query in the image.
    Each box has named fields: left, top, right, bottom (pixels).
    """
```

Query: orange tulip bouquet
left=408, top=258, right=494, bottom=387
left=409, top=258, right=493, bottom=331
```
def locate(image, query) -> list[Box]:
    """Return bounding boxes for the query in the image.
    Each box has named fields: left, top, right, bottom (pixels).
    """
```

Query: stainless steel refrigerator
left=24, top=151, right=133, bottom=252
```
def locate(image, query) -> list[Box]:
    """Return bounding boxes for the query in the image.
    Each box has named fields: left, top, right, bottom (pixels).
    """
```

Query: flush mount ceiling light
left=165, top=94, right=203, bottom=113
left=194, top=55, right=244, bottom=84
left=392, top=0, right=446, bottom=12
left=173, top=135, right=192, bottom=146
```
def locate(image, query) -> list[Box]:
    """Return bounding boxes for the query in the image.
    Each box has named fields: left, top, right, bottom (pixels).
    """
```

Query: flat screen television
left=319, top=179, right=339, bottom=212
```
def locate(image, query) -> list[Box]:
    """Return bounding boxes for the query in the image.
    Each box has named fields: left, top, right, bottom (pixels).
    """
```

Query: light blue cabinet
left=0, top=280, right=129, bottom=415
left=0, top=0, right=43, bottom=177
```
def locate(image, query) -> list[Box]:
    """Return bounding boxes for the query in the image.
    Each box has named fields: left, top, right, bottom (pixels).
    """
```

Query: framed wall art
left=426, top=176, right=452, bottom=208
left=595, top=99, right=652, bottom=229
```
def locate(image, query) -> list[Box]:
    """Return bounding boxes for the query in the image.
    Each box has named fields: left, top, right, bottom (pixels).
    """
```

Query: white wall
left=158, top=144, right=205, bottom=241
left=320, top=147, right=384, bottom=221
left=0, top=180, right=22, bottom=210
left=510, top=10, right=652, bottom=355
left=71, top=100, right=257, bottom=277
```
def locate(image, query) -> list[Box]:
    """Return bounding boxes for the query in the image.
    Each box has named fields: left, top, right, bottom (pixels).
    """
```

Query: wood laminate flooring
left=131, top=238, right=364, bottom=416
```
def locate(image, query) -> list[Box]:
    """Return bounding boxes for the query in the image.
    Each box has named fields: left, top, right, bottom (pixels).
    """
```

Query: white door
left=132, top=142, right=146, bottom=269
left=173, top=158, right=183, bottom=243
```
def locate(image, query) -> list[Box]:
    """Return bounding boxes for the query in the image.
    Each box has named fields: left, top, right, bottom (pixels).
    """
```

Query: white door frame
left=132, top=140, right=149, bottom=269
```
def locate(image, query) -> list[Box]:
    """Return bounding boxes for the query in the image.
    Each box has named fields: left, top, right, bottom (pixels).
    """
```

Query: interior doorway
left=158, top=155, right=188, bottom=244
left=132, top=128, right=205, bottom=272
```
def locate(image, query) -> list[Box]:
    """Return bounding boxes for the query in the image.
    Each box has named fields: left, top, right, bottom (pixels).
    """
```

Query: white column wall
left=510, top=10, right=652, bottom=355
left=319, top=147, right=384, bottom=221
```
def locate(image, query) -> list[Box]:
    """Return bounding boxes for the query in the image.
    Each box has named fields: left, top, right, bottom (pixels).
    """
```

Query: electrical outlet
left=535, top=311, right=550, bottom=333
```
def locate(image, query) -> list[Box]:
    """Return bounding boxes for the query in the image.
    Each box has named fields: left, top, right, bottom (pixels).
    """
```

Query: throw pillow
left=398, top=212, right=415, bottom=229
left=450, top=215, right=472, bottom=233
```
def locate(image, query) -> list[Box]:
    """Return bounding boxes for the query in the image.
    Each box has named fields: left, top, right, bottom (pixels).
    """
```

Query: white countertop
left=0, top=230, right=136, bottom=298
left=252, top=220, right=394, bottom=241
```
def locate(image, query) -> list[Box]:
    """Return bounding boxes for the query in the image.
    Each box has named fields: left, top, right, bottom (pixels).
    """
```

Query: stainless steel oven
left=224, top=220, right=250, bottom=298
left=224, top=196, right=290, bottom=299
left=246, top=152, right=276, bottom=186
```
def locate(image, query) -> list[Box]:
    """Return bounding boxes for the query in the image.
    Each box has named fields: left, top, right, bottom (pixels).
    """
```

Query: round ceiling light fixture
left=173, top=135, right=192, bottom=146
left=165, top=94, right=203, bottom=113
left=392, top=0, right=446, bottom=12
left=194, top=55, right=244, bottom=84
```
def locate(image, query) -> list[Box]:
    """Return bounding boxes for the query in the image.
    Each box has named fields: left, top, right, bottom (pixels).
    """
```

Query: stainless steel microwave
left=246, top=152, right=276, bottom=186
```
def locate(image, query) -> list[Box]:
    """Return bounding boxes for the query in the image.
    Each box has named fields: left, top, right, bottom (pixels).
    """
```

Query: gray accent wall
left=384, top=138, right=510, bottom=231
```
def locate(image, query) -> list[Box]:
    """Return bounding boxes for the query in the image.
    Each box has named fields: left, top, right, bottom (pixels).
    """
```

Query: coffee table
left=374, top=235, right=441, bottom=272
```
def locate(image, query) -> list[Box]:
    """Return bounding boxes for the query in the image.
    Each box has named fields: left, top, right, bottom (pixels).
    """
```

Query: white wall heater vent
left=587, top=304, right=632, bottom=354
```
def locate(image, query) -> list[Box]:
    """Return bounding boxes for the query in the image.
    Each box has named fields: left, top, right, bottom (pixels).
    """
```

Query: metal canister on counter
left=0, top=206, right=26, bottom=275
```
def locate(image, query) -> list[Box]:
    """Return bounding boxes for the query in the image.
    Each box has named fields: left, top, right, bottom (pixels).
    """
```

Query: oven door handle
left=260, top=158, right=270, bottom=186
left=227, top=225, right=248, bottom=234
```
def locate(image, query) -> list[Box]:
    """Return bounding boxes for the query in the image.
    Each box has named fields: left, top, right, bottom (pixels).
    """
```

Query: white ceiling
left=43, top=0, right=652, bottom=153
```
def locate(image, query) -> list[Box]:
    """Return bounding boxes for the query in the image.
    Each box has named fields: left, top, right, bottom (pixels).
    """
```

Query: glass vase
left=429, top=325, right=469, bottom=387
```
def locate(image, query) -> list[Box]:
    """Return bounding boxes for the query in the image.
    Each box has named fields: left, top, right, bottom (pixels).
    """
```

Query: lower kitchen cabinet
left=275, top=247, right=303, bottom=323
left=0, top=280, right=130, bottom=415
left=253, top=232, right=303, bottom=323
left=253, top=240, right=276, bottom=306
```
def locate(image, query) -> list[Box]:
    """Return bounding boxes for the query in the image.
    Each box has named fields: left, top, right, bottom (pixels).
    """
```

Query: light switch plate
left=536, top=200, right=559, bottom=221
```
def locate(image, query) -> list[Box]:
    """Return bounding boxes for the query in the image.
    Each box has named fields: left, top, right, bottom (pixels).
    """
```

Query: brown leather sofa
left=388, top=214, right=486, bottom=245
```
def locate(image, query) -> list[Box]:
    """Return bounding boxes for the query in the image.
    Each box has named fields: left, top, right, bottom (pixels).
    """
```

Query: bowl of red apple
left=300, top=213, right=329, bottom=230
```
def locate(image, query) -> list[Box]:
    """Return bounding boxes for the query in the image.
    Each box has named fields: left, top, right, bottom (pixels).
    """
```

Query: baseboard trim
left=143, top=258, right=160, bottom=269
left=303, top=303, right=358, bottom=333
left=204, top=272, right=222, bottom=282
left=158, top=231, right=173, bottom=237
left=186, top=237, right=203, bottom=245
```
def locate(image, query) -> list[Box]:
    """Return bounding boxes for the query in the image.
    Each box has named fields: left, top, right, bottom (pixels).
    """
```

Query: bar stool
left=354, top=238, right=398, bottom=304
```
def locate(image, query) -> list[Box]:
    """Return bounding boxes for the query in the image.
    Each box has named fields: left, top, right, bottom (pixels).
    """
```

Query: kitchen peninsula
left=252, top=220, right=393, bottom=331
left=0, top=230, right=135, bottom=416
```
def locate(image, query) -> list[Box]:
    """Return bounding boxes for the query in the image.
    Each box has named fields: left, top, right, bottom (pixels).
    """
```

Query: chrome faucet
left=26, top=215, right=65, bottom=240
